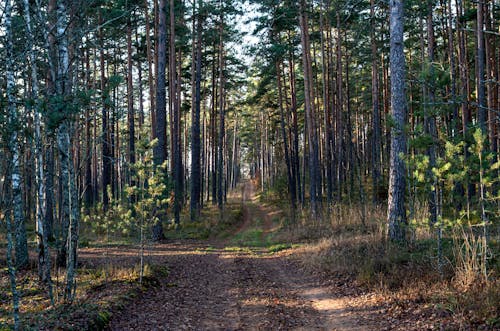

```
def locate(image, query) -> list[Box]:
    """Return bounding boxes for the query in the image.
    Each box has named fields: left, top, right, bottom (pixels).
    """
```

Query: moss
left=267, top=243, right=296, bottom=253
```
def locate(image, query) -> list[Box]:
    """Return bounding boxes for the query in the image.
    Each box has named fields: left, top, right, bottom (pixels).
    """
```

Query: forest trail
left=106, top=181, right=375, bottom=330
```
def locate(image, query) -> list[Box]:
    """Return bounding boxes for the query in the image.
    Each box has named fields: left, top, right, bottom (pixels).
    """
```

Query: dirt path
left=107, top=182, right=377, bottom=330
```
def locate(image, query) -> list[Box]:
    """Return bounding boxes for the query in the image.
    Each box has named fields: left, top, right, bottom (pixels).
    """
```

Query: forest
left=0, top=0, right=499, bottom=329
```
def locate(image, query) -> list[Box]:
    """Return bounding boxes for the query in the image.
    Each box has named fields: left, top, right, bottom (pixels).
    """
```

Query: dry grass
left=281, top=203, right=500, bottom=330
left=0, top=256, right=164, bottom=330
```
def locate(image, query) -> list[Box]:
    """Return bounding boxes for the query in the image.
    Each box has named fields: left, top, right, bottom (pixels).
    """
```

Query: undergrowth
left=162, top=202, right=244, bottom=240
left=0, top=262, right=168, bottom=330
left=283, top=202, right=500, bottom=329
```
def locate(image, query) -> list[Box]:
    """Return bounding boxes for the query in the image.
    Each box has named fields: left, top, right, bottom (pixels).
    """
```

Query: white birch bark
left=4, top=0, right=22, bottom=327
left=22, top=0, right=55, bottom=303
left=54, top=0, right=79, bottom=302
left=5, top=0, right=29, bottom=269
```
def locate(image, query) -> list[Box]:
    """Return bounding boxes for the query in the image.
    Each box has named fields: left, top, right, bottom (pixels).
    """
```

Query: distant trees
left=248, top=0, right=499, bottom=248
left=1, top=0, right=499, bottom=325
left=1, top=0, right=248, bottom=320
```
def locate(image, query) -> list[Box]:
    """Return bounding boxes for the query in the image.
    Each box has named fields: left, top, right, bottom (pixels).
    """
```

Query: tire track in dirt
left=108, top=181, right=378, bottom=330
left=109, top=247, right=241, bottom=330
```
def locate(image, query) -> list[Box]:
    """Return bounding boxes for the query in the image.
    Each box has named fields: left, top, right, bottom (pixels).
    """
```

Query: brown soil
left=106, top=182, right=382, bottom=330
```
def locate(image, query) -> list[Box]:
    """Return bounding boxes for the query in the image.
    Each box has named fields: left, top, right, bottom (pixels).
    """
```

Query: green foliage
left=82, top=198, right=134, bottom=239
left=82, top=134, right=172, bottom=242
left=407, top=128, right=500, bottom=229
left=127, top=136, right=171, bottom=239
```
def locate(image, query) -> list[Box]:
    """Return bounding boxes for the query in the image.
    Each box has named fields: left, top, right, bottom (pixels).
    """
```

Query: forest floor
left=1, top=182, right=497, bottom=330
left=107, top=181, right=382, bottom=330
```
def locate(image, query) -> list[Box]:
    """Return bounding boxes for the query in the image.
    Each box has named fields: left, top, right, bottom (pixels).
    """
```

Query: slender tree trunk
left=45, top=144, right=55, bottom=241
left=145, top=0, right=156, bottom=139
left=170, top=0, right=183, bottom=224
left=485, top=1, right=496, bottom=153
left=152, top=0, right=167, bottom=240
left=320, top=6, right=333, bottom=206
left=336, top=13, right=344, bottom=201
left=84, top=48, right=93, bottom=207
left=99, top=20, right=112, bottom=209
left=371, top=0, right=382, bottom=203
left=477, top=0, right=487, bottom=133
left=5, top=0, right=28, bottom=268
left=211, top=40, right=218, bottom=204
left=426, top=1, right=438, bottom=227
left=299, top=0, right=321, bottom=216
left=127, top=18, right=136, bottom=176
left=289, top=51, right=302, bottom=207
left=190, top=1, right=203, bottom=221
left=136, top=29, right=145, bottom=130
left=23, top=0, right=54, bottom=297
left=4, top=0, right=22, bottom=326
left=276, top=59, right=296, bottom=209
left=217, top=6, right=225, bottom=210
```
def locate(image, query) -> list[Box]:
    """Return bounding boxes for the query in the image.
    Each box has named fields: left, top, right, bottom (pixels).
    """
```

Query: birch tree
left=22, top=0, right=54, bottom=298
left=4, top=0, right=22, bottom=326
left=5, top=0, right=29, bottom=269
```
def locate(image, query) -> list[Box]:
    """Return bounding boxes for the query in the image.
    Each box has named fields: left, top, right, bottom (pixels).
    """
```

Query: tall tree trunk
left=145, top=0, right=156, bottom=139
left=288, top=50, right=302, bottom=207
left=387, top=0, right=408, bottom=242
left=5, top=0, right=29, bottom=270
left=217, top=6, right=225, bottom=210
left=190, top=1, right=203, bottom=221
left=426, top=1, right=438, bottom=227
left=152, top=0, right=167, bottom=240
left=276, top=59, right=296, bottom=209
left=320, top=6, right=333, bottom=206
left=476, top=0, right=487, bottom=133
left=485, top=0, right=496, bottom=152
left=4, top=0, right=22, bottom=326
left=371, top=0, right=382, bottom=203
left=84, top=48, right=93, bottom=207
left=170, top=0, right=183, bottom=224
left=45, top=145, right=55, bottom=241
left=136, top=29, right=145, bottom=130
left=52, top=0, right=79, bottom=301
left=23, top=0, right=54, bottom=296
left=99, top=19, right=112, bottom=209
left=299, top=0, right=321, bottom=216
left=127, top=18, right=136, bottom=177
left=211, top=40, right=218, bottom=204
left=336, top=13, right=344, bottom=201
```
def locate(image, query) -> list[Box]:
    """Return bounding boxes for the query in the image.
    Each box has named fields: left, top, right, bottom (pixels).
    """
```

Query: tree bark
left=145, top=0, right=156, bottom=139
left=4, top=0, right=22, bottom=326
left=152, top=0, right=167, bottom=240
left=170, top=0, right=183, bottom=224
left=387, top=0, right=408, bottom=243
left=190, top=1, right=203, bottom=221
left=217, top=5, right=225, bottom=210
left=426, top=1, right=438, bottom=227
left=371, top=0, right=382, bottom=203
left=99, top=18, right=112, bottom=209
left=476, top=0, right=487, bottom=133
left=5, top=0, right=29, bottom=270
left=299, top=0, right=321, bottom=216
left=23, top=0, right=54, bottom=296
left=127, top=18, right=136, bottom=173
